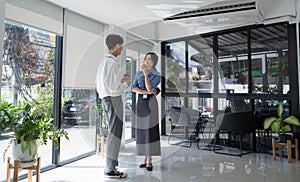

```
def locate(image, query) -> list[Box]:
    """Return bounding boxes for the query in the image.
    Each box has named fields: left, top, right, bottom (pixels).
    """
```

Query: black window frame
left=161, top=22, right=299, bottom=135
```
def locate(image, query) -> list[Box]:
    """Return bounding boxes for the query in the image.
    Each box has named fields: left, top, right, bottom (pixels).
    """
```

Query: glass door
left=124, top=55, right=136, bottom=142
left=124, top=38, right=154, bottom=142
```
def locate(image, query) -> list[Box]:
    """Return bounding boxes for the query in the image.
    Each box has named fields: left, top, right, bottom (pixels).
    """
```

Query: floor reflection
left=14, top=137, right=300, bottom=182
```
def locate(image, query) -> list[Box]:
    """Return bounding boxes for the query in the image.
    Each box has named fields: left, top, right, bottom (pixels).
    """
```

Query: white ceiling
left=44, top=0, right=226, bottom=26
left=43, top=0, right=297, bottom=40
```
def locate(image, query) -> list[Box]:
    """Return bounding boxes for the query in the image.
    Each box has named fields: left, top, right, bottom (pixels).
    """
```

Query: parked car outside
left=62, top=99, right=92, bottom=125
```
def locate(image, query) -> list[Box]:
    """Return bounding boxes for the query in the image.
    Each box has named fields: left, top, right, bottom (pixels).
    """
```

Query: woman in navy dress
left=132, top=52, right=161, bottom=171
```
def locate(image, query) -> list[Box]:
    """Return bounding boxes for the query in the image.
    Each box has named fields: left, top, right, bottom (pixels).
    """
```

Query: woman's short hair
left=106, top=34, right=124, bottom=50
left=145, top=52, right=158, bottom=67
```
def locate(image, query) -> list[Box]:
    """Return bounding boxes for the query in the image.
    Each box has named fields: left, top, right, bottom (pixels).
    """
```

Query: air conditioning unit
left=155, top=0, right=296, bottom=40
left=163, top=0, right=296, bottom=23
left=163, top=0, right=257, bottom=21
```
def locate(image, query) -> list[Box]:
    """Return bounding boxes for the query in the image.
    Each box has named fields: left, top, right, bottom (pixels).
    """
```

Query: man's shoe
left=104, top=170, right=128, bottom=178
left=139, top=163, right=146, bottom=168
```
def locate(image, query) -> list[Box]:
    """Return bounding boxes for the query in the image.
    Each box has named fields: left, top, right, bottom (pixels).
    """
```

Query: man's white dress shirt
left=96, top=54, right=128, bottom=99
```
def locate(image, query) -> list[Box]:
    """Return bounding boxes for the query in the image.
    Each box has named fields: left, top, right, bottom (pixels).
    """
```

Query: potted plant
left=0, top=100, right=69, bottom=167
left=263, top=104, right=300, bottom=143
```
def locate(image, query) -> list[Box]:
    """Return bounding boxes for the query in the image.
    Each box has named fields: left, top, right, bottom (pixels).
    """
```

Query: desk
left=272, top=138, right=299, bottom=163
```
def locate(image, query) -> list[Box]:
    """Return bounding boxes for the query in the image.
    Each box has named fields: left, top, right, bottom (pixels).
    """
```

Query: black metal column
left=52, top=35, right=63, bottom=165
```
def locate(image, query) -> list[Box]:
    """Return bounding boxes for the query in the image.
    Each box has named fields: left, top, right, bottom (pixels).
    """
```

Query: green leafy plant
left=263, top=104, right=300, bottom=134
left=96, top=98, right=108, bottom=137
left=0, top=99, right=69, bottom=156
left=97, top=98, right=107, bottom=129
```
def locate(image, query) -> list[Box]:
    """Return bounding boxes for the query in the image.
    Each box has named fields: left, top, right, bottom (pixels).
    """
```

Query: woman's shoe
left=146, top=163, right=153, bottom=171
left=146, top=166, right=153, bottom=171
left=139, top=163, right=146, bottom=168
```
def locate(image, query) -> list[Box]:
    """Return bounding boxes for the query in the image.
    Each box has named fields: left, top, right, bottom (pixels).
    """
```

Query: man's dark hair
left=106, top=34, right=124, bottom=50
left=145, top=52, right=159, bottom=67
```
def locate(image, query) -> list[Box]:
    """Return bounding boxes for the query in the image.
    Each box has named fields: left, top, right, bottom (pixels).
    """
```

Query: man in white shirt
left=96, top=34, right=130, bottom=178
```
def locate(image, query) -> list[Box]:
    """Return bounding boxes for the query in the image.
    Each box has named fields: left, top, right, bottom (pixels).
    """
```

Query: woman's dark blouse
left=132, top=69, right=160, bottom=92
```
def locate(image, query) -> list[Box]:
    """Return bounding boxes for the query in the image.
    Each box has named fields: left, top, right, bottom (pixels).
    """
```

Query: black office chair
left=168, top=106, right=200, bottom=148
left=214, top=111, right=255, bottom=156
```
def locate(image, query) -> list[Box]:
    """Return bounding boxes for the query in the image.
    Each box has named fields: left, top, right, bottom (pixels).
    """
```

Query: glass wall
left=60, top=89, right=97, bottom=160
left=123, top=36, right=155, bottom=142
left=165, top=41, right=186, bottom=93
left=1, top=20, right=56, bottom=177
left=124, top=49, right=137, bottom=142
left=251, top=24, right=289, bottom=94
left=162, top=22, right=294, bottom=135
left=165, top=96, right=184, bottom=135
left=188, top=36, right=214, bottom=94
left=1, top=9, right=105, bottom=180
left=218, top=31, right=248, bottom=94
left=59, top=10, right=104, bottom=163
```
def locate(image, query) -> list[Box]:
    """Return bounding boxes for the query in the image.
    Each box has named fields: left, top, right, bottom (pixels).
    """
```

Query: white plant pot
left=12, top=140, right=39, bottom=168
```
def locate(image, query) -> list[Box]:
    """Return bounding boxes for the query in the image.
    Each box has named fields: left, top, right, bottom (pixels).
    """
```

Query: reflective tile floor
left=19, top=138, right=300, bottom=182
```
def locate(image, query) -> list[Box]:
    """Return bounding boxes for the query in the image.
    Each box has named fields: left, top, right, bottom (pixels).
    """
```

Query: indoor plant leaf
left=264, top=104, right=300, bottom=135
left=264, top=117, right=277, bottom=129
left=282, top=124, right=291, bottom=132
left=284, top=115, right=300, bottom=126
left=271, top=121, right=280, bottom=133
left=277, top=104, right=283, bottom=120
left=1, top=100, right=69, bottom=162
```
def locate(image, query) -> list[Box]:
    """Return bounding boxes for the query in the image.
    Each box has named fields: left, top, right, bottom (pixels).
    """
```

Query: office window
left=60, top=10, right=104, bottom=162
left=251, top=24, right=289, bottom=94
left=254, top=99, right=289, bottom=116
left=165, top=41, right=186, bottom=92
left=1, top=19, right=56, bottom=175
left=162, top=23, right=293, bottom=135
left=60, top=89, right=97, bottom=160
left=218, top=31, right=248, bottom=94
left=188, top=36, right=214, bottom=94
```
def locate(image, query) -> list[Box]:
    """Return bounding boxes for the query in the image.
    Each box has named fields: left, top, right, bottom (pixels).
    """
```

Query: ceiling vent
left=163, top=1, right=256, bottom=21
